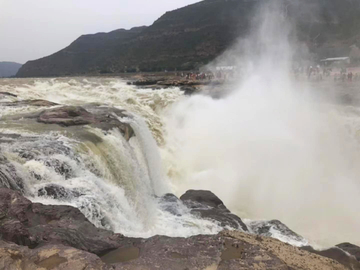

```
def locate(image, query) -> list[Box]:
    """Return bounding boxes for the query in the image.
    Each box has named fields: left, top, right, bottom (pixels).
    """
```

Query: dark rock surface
left=302, top=246, right=360, bottom=270
left=0, top=188, right=124, bottom=255
left=180, top=190, right=248, bottom=231
left=0, top=104, right=135, bottom=140
left=0, top=92, right=17, bottom=97
left=337, top=243, right=360, bottom=261
left=37, top=184, right=83, bottom=201
left=36, top=105, right=134, bottom=139
left=0, top=187, right=353, bottom=270
left=0, top=155, right=25, bottom=191
left=0, top=99, right=58, bottom=107
left=37, top=106, right=96, bottom=126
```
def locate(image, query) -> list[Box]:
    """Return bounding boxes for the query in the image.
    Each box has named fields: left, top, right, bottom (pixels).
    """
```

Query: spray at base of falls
left=161, top=1, right=360, bottom=247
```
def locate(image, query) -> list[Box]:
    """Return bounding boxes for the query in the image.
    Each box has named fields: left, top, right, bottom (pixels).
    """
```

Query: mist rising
left=163, top=0, right=360, bottom=247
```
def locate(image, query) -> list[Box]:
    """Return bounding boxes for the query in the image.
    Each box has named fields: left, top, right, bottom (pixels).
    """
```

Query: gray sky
left=0, top=0, right=200, bottom=64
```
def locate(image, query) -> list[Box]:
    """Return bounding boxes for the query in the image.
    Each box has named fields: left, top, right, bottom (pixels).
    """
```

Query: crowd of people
left=294, top=65, right=360, bottom=82
left=180, top=70, right=237, bottom=81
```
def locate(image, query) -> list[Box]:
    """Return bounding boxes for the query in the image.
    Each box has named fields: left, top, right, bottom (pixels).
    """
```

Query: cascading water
left=0, top=78, right=224, bottom=239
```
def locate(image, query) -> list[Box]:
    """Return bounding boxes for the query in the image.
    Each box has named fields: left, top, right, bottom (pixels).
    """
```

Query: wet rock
left=37, top=184, right=82, bottom=200
left=36, top=105, right=134, bottom=140
left=132, top=79, right=160, bottom=86
left=0, top=240, right=111, bottom=270
left=159, top=193, right=184, bottom=216
left=0, top=133, right=21, bottom=144
left=0, top=188, right=124, bottom=255
left=0, top=91, right=17, bottom=97
left=247, top=220, right=307, bottom=245
left=337, top=243, right=360, bottom=261
left=302, top=245, right=360, bottom=270
left=0, top=99, right=58, bottom=107
left=180, top=190, right=248, bottom=231
left=0, top=155, right=25, bottom=191
left=44, top=158, right=73, bottom=179
left=38, top=106, right=96, bottom=126
left=180, top=86, right=197, bottom=95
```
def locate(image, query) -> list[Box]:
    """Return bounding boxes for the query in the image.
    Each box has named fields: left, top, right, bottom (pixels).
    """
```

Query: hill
left=0, top=62, right=22, bottom=77
left=17, top=0, right=360, bottom=77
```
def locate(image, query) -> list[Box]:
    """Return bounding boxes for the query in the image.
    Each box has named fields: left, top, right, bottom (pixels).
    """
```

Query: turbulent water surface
left=0, top=77, right=229, bottom=239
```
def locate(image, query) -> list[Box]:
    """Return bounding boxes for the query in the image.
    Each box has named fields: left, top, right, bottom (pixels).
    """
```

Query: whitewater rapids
left=0, top=77, right=360, bottom=248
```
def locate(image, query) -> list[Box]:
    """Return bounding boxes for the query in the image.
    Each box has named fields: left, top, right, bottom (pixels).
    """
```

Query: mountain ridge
left=0, top=62, right=22, bottom=78
left=17, top=0, right=360, bottom=77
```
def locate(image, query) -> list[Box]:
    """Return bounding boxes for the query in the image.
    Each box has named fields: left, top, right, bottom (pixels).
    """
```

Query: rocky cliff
left=17, top=0, right=360, bottom=77
left=0, top=62, right=22, bottom=78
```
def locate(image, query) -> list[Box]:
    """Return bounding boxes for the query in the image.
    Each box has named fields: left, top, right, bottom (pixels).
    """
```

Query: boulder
left=180, top=190, right=248, bottom=231
left=337, top=243, right=360, bottom=261
left=0, top=240, right=111, bottom=270
left=0, top=188, right=124, bottom=255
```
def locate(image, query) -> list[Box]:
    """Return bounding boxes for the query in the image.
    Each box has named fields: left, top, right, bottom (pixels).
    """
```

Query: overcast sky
left=0, top=0, right=200, bottom=64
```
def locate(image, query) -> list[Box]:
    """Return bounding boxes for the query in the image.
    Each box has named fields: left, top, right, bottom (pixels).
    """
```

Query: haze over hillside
left=0, top=62, right=22, bottom=78
left=17, top=0, right=360, bottom=77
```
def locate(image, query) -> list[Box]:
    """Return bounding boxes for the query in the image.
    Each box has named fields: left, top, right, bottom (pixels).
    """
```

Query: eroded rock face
left=0, top=240, right=111, bottom=270
left=0, top=188, right=124, bottom=255
left=0, top=92, right=17, bottom=98
left=180, top=190, right=248, bottom=231
left=0, top=187, right=355, bottom=270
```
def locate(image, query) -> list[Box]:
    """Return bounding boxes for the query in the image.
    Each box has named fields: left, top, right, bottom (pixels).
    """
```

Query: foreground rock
left=0, top=187, right=357, bottom=269
left=101, top=231, right=347, bottom=270
left=0, top=188, right=124, bottom=255
left=180, top=190, right=248, bottom=231
left=0, top=240, right=111, bottom=270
